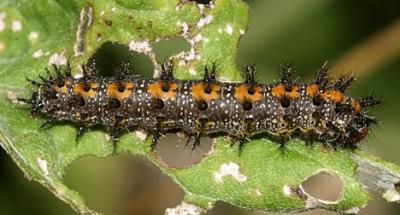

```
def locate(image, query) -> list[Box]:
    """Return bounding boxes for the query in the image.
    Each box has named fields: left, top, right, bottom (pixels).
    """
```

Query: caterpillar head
left=349, top=114, right=377, bottom=143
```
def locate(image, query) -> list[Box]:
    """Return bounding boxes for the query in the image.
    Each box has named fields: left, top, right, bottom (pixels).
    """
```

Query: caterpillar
left=18, top=61, right=380, bottom=152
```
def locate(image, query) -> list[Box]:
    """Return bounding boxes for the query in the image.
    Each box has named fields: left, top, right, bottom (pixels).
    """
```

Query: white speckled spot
left=344, top=207, right=361, bottom=214
left=111, top=7, right=116, bottom=12
left=74, top=73, right=83, bottom=79
left=37, top=158, right=49, bottom=176
left=48, top=50, right=67, bottom=65
left=165, top=201, right=205, bottom=215
left=218, top=76, right=232, bottom=82
left=135, top=130, right=147, bottom=141
left=197, top=15, right=213, bottom=28
left=189, top=67, right=197, bottom=75
left=128, top=40, right=152, bottom=53
left=28, top=31, right=39, bottom=42
left=383, top=189, right=400, bottom=202
left=192, top=33, right=202, bottom=43
left=282, top=185, right=292, bottom=196
left=255, top=188, right=262, bottom=196
left=225, top=23, right=233, bottom=35
left=239, top=29, right=245, bottom=35
left=177, top=21, right=189, bottom=36
left=7, top=90, right=18, bottom=104
left=33, top=49, right=43, bottom=58
left=214, top=162, right=247, bottom=183
left=100, top=10, right=105, bottom=16
left=11, top=20, right=22, bottom=32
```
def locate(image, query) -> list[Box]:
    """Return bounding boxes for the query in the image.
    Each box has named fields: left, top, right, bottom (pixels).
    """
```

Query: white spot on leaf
left=165, top=201, right=205, bottom=215
left=28, top=31, right=39, bottom=42
left=48, top=50, right=67, bottom=66
left=225, top=24, right=233, bottom=35
left=214, top=162, right=247, bottom=183
left=128, top=40, right=152, bottom=53
left=177, top=21, right=189, bottom=37
left=7, top=91, right=18, bottom=104
left=37, top=158, right=49, bottom=176
left=383, top=189, right=400, bottom=202
left=218, top=76, right=232, bottom=82
left=33, top=49, right=43, bottom=58
left=197, top=15, right=213, bottom=28
left=282, top=185, right=293, bottom=196
left=255, top=188, right=262, bottom=196
left=189, top=67, right=197, bottom=75
left=11, top=20, right=22, bottom=32
left=192, top=33, right=202, bottom=44
left=135, top=130, right=147, bottom=141
left=104, top=133, right=111, bottom=141
left=345, top=207, right=361, bottom=214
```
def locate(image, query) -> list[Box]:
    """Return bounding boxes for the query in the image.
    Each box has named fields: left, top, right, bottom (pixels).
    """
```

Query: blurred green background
left=1, top=0, right=400, bottom=214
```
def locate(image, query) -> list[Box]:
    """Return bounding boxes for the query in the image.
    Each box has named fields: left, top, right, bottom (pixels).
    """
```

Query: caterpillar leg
left=192, top=132, right=202, bottom=150
left=40, top=117, right=54, bottom=129
left=150, top=116, right=165, bottom=151
left=75, top=126, right=87, bottom=144
left=150, top=131, right=161, bottom=151
left=107, top=128, right=122, bottom=154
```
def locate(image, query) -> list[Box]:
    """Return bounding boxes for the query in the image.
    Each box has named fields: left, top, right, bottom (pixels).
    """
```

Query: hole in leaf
left=395, top=181, right=400, bottom=192
left=301, top=171, right=343, bottom=202
left=205, top=201, right=248, bottom=215
left=90, top=41, right=153, bottom=77
left=64, top=154, right=184, bottom=214
left=153, top=37, right=190, bottom=64
left=190, top=0, right=212, bottom=5
left=155, top=133, right=213, bottom=168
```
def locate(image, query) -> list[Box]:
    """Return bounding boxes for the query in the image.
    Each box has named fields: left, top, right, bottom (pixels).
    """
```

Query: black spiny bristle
left=315, top=61, right=330, bottom=88
left=335, top=73, right=355, bottom=92
left=160, top=60, right=174, bottom=81
left=81, top=64, right=89, bottom=78
left=52, top=64, right=63, bottom=78
left=358, top=95, right=382, bottom=108
left=355, top=114, right=377, bottom=125
left=38, top=74, right=47, bottom=82
left=204, top=63, right=217, bottom=83
left=17, top=98, right=32, bottom=104
left=117, top=61, right=133, bottom=79
left=26, top=78, right=40, bottom=86
left=86, top=60, right=98, bottom=77
left=279, top=63, right=293, bottom=84
left=81, top=61, right=97, bottom=79
left=241, top=64, right=256, bottom=86
left=65, top=61, right=72, bottom=77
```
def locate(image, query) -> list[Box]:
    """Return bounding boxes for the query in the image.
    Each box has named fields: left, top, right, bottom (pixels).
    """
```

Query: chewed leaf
left=0, top=0, right=399, bottom=214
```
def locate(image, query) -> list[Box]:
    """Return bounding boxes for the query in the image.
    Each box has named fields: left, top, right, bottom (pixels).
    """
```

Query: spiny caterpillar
left=19, top=61, right=380, bottom=152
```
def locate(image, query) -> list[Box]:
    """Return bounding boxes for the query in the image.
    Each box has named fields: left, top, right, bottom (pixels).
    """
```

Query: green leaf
left=0, top=0, right=399, bottom=214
